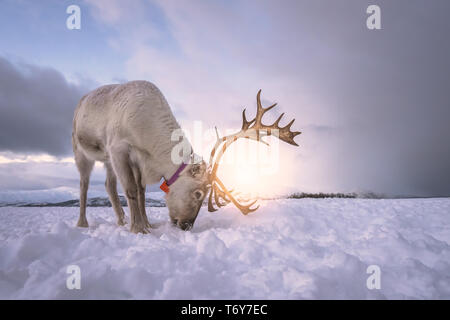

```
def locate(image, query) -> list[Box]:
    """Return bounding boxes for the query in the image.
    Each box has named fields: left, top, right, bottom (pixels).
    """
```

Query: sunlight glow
left=210, top=139, right=297, bottom=198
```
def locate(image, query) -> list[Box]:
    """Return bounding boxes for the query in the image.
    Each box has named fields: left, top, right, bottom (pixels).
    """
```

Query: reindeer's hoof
left=117, top=219, right=127, bottom=226
left=77, top=219, right=89, bottom=228
left=130, top=224, right=150, bottom=234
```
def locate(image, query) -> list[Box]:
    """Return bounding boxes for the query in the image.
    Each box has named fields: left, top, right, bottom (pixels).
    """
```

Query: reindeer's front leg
left=110, top=145, right=149, bottom=234
left=132, top=166, right=150, bottom=229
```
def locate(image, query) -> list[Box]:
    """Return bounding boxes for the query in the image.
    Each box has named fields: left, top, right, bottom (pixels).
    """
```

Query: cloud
left=0, top=56, right=90, bottom=156
left=0, top=159, right=102, bottom=191
left=82, top=0, right=450, bottom=196
left=0, top=0, right=443, bottom=197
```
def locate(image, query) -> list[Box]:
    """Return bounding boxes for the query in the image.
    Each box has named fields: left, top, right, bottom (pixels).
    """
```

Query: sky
left=0, top=0, right=449, bottom=200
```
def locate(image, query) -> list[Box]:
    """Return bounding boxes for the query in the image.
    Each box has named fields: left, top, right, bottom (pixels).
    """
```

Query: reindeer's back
left=72, top=81, right=180, bottom=160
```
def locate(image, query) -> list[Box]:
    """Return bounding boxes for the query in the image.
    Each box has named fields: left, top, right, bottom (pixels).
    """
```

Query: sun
left=213, top=139, right=288, bottom=198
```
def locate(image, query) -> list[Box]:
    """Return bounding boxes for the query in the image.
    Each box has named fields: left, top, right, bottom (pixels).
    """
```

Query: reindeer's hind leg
left=105, top=163, right=126, bottom=226
left=74, top=150, right=94, bottom=228
left=109, top=144, right=149, bottom=234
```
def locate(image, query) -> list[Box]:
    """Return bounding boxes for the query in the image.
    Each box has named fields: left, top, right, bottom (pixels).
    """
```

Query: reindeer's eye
left=193, top=190, right=204, bottom=200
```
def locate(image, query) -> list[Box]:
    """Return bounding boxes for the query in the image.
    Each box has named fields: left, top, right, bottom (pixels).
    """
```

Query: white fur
left=72, top=81, right=207, bottom=233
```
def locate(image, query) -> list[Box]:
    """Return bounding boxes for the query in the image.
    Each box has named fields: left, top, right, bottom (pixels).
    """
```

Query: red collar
left=159, top=162, right=188, bottom=194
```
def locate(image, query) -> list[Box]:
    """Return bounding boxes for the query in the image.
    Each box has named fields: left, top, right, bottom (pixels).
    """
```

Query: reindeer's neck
left=138, top=132, right=193, bottom=185
left=132, top=98, right=193, bottom=185
left=160, top=141, right=191, bottom=181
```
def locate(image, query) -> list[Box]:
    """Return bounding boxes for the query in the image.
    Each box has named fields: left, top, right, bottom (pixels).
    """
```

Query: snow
left=0, top=198, right=449, bottom=299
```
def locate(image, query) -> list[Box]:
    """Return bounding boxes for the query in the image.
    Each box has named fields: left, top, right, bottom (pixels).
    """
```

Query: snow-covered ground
left=0, top=198, right=449, bottom=299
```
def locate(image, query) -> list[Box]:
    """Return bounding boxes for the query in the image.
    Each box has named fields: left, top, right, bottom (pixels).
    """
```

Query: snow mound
left=0, top=198, right=449, bottom=299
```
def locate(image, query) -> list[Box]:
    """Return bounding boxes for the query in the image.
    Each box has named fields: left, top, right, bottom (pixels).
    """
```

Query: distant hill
left=0, top=196, right=166, bottom=208
left=287, top=192, right=357, bottom=199
left=287, top=192, right=387, bottom=199
left=0, top=191, right=431, bottom=207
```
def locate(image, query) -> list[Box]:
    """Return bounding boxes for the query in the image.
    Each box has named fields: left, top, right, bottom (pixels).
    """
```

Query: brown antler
left=207, top=90, right=301, bottom=214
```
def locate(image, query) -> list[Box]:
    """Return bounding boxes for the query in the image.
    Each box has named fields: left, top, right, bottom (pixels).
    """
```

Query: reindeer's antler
left=207, top=90, right=301, bottom=214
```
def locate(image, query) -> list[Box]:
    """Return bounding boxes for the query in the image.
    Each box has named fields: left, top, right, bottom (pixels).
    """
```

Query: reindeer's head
left=164, top=160, right=208, bottom=231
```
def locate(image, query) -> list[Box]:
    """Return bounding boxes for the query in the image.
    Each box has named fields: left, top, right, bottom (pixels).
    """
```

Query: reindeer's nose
left=179, top=221, right=193, bottom=231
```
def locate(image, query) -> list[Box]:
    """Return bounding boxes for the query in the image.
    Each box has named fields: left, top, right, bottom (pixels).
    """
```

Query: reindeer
left=72, top=81, right=300, bottom=233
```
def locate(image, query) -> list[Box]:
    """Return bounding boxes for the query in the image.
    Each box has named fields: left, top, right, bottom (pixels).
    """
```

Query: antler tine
left=213, top=183, right=229, bottom=207
left=272, top=113, right=285, bottom=127
left=214, top=126, right=221, bottom=141
left=207, top=163, right=228, bottom=211
left=277, top=118, right=302, bottom=146
left=256, top=89, right=263, bottom=112
left=283, top=118, right=295, bottom=130
left=241, top=109, right=255, bottom=130
left=254, top=90, right=278, bottom=127
left=207, top=187, right=217, bottom=212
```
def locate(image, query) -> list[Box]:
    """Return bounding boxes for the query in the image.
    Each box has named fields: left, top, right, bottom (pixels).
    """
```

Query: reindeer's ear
left=189, top=161, right=206, bottom=178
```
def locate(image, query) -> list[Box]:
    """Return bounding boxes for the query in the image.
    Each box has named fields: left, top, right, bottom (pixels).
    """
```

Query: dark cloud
left=254, top=0, right=450, bottom=197
left=0, top=56, right=91, bottom=156
left=0, top=162, right=82, bottom=191
left=0, top=160, right=158, bottom=194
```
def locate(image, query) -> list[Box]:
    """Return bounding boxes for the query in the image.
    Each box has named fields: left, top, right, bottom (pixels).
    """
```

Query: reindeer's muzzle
left=171, top=218, right=194, bottom=231
left=180, top=221, right=193, bottom=231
